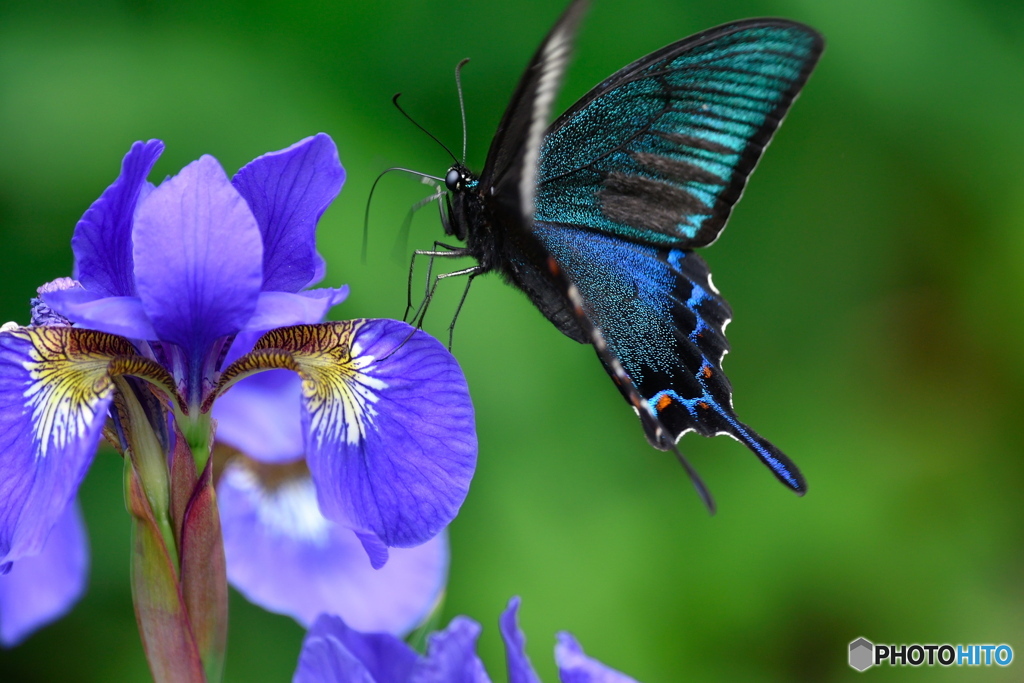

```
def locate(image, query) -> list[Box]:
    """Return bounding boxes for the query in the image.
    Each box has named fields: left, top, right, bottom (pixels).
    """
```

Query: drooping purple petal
left=244, top=287, right=350, bottom=332
left=499, top=598, right=542, bottom=683
left=413, top=617, right=492, bottom=683
left=41, top=289, right=157, bottom=340
left=219, top=320, right=477, bottom=554
left=555, top=633, right=640, bottom=683
left=0, top=502, right=89, bottom=646
left=233, top=133, right=345, bottom=293
left=133, top=155, right=263, bottom=364
left=213, top=370, right=304, bottom=463
left=293, top=614, right=419, bottom=683
left=297, top=319, right=477, bottom=550
left=71, top=139, right=164, bottom=298
left=0, top=329, right=125, bottom=567
left=218, top=462, right=448, bottom=633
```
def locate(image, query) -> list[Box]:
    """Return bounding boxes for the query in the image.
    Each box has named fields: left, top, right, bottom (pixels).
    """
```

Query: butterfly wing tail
left=720, top=415, right=806, bottom=494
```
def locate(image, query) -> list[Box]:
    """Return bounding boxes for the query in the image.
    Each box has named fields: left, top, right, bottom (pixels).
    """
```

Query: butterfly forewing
left=480, top=0, right=589, bottom=221
left=535, top=20, right=824, bottom=249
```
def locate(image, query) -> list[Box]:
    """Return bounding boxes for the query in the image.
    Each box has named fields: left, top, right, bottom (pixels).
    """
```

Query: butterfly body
left=443, top=165, right=591, bottom=342
left=427, top=0, right=823, bottom=506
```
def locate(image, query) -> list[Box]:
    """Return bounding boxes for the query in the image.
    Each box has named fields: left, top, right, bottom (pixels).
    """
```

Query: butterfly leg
left=405, top=243, right=471, bottom=325
left=380, top=259, right=479, bottom=364
left=411, top=264, right=480, bottom=332
left=442, top=267, right=483, bottom=349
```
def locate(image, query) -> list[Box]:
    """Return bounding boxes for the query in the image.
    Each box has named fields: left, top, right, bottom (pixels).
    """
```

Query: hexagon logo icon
left=849, top=637, right=874, bottom=671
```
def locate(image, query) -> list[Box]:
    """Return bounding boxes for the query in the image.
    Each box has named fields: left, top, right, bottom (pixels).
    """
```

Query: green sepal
left=179, top=453, right=228, bottom=683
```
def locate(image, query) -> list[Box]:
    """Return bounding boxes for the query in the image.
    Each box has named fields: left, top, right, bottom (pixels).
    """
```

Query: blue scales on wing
left=533, top=223, right=804, bottom=492
left=535, top=20, right=823, bottom=248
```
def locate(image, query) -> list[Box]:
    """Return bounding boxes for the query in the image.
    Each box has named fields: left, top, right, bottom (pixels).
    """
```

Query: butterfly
left=413, top=0, right=823, bottom=511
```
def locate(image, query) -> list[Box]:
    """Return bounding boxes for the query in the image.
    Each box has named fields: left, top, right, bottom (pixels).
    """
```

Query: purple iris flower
left=214, top=369, right=449, bottom=634
left=293, top=597, right=641, bottom=683
left=0, top=135, right=476, bottom=647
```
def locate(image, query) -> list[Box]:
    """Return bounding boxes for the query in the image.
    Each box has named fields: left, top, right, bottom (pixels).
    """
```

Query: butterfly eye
left=445, top=168, right=462, bottom=192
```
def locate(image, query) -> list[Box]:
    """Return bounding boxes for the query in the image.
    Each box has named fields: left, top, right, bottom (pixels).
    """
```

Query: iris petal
left=301, top=320, right=476, bottom=550
left=233, top=133, right=345, bottom=293
left=244, top=287, right=350, bottom=332
left=294, top=614, right=419, bottom=683
left=499, top=598, right=543, bottom=683
left=555, top=633, right=640, bottom=683
left=0, top=502, right=89, bottom=646
left=218, top=462, right=448, bottom=632
left=217, top=320, right=477, bottom=551
left=71, top=139, right=164, bottom=298
left=133, top=155, right=263, bottom=364
left=0, top=328, right=128, bottom=565
left=415, top=617, right=492, bottom=683
left=41, top=290, right=157, bottom=341
left=213, top=370, right=304, bottom=463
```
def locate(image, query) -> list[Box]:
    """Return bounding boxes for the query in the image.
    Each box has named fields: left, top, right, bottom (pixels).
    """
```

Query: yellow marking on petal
left=12, top=327, right=135, bottom=458
left=215, top=322, right=388, bottom=447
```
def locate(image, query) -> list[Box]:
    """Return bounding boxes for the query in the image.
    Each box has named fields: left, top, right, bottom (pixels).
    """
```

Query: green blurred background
left=2, top=0, right=1022, bottom=680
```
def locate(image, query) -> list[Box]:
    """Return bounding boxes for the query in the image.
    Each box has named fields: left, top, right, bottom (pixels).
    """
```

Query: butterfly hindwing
left=535, top=20, right=824, bottom=249
left=533, top=222, right=805, bottom=492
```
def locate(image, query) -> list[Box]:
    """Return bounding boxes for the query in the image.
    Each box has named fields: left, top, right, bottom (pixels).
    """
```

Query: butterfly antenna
left=363, top=166, right=445, bottom=264
left=392, top=93, right=459, bottom=165
left=454, top=58, right=470, bottom=161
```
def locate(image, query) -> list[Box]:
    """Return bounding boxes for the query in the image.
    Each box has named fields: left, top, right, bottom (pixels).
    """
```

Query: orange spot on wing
left=697, top=401, right=709, bottom=409
left=655, top=395, right=673, bottom=411
left=701, top=365, right=712, bottom=379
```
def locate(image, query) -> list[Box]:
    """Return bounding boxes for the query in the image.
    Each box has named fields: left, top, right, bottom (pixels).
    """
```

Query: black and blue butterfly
left=404, top=0, right=823, bottom=511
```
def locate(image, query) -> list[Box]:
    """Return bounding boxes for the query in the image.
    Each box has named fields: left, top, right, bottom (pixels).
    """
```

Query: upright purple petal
left=499, top=598, right=542, bottom=683
left=71, top=140, right=163, bottom=298
left=555, top=633, right=640, bottom=683
left=0, top=329, right=122, bottom=566
left=133, top=155, right=263, bottom=363
left=294, top=614, right=419, bottom=683
left=218, top=462, right=448, bottom=633
left=412, top=617, right=492, bottom=683
left=298, top=320, right=477, bottom=550
left=233, top=134, right=345, bottom=293
left=0, top=502, right=89, bottom=646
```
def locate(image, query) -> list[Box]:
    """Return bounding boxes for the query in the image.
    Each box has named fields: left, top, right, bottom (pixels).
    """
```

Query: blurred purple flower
left=293, top=597, right=641, bottom=683
left=0, top=135, right=477, bottom=644
left=0, top=503, right=88, bottom=646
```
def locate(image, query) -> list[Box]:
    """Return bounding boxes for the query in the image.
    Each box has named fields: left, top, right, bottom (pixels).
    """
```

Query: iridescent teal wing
left=535, top=20, right=824, bottom=247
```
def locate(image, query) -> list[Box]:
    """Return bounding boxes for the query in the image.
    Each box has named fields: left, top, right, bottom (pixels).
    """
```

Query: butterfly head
left=444, top=164, right=478, bottom=193
left=441, top=163, right=481, bottom=242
